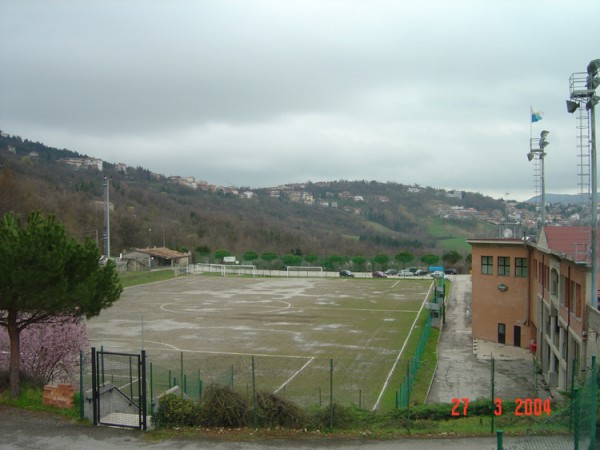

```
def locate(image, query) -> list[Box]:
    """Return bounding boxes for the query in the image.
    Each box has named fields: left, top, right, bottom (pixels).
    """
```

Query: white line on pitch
left=94, top=338, right=313, bottom=359
left=273, top=357, right=315, bottom=394
left=372, top=282, right=434, bottom=411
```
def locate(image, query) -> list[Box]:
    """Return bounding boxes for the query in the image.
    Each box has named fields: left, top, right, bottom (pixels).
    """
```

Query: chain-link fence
left=498, top=357, right=597, bottom=450
left=397, top=311, right=432, bottom=408
left=81, top=349, right=417, bottom=420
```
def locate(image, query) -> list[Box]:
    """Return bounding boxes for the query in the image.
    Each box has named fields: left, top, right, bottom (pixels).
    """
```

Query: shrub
left=310, top=402, right=363, bottom=429
left=200, top=385, right=250, bottom=428
left=153, top=394, right=201, bottom=428
left=255, top=391, right=306, bottom=428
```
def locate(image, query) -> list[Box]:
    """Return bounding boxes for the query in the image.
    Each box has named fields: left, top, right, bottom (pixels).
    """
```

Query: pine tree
left=0, top=211, right=122, bottom=396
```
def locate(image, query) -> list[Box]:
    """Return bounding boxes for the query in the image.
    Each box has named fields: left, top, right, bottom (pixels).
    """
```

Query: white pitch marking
left=372, top=281, right=434, bottom=411
left=273, top=357, right=315, bottom=394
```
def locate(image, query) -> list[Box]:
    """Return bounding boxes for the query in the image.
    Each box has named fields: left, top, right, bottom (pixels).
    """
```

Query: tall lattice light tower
left=566, top=59, right=600, bottom=309
left=528, top=130, right=550, bottom=235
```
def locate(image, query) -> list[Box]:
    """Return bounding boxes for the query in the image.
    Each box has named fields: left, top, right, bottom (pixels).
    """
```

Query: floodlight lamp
left=539, top=130, right=549, bottom=149
left=527, top=152, right=534, bottom=161
left=586, top=95, right=600, bottom=110
left=587, top=59, right=600, bottom=76
left=566, top=100, right=580, bottom=113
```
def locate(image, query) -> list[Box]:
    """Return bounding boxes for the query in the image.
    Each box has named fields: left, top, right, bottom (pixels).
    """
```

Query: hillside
left=0, top=133, right=503, bottom=267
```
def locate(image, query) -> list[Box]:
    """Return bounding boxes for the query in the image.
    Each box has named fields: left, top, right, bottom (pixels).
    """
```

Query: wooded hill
left=0, top=133, right=502, bottom=267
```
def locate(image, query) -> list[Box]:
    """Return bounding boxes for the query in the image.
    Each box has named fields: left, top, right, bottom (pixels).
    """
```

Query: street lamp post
left=567, top=59, right=600, bottom=309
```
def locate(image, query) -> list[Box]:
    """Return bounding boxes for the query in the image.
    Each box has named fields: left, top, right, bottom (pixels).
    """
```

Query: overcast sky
left=1, top=1, right=599, bottom=201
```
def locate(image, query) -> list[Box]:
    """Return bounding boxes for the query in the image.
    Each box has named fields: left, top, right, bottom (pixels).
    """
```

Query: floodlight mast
left=103, top=176, right=111, bottom=259
left=528, top=130, right=549, bottom=235
left=568, top=59, right=600, bottom=309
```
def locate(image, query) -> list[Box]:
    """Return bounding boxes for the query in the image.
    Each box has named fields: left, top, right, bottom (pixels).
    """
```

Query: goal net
left=286, top=266, right=324, bottom=277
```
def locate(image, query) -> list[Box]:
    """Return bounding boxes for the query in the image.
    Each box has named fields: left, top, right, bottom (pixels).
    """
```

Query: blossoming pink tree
left=0, top=317, right=89, bottom=386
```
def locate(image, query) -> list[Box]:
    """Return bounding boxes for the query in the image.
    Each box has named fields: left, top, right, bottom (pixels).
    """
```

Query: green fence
left=396, top=310, right=432, bottom=408
left=497, top=356, right=597, bottom=450
left=81, top=349, right=422, bottom=420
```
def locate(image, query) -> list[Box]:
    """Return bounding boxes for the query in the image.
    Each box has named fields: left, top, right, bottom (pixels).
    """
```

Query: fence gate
left=91, top=347, right=147, bottom=430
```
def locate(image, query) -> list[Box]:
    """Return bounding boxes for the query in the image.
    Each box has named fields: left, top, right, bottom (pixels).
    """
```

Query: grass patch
left=0, top=386, right=82, bottom=421
left=119, top=269, right=177, bottom=287
left=438, top=237, right=470, bottom=253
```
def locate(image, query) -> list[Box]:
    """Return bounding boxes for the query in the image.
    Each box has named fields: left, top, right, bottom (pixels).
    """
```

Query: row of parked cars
left=339, top=268, right=457, bottom=278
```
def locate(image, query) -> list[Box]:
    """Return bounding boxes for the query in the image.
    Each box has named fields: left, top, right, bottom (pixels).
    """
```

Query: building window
left=482, top=256, right=493, bottom=274
left=497, top=256, right=510, bottom=276
left=575, top=283, right=582, bottom=318
left=550, top=269, right=559, bottom=296
left=562, top=276, right=568, bottom=307
left=515, top=258, right=528, bottom=277
left=498, top=323, right=506, bottom=344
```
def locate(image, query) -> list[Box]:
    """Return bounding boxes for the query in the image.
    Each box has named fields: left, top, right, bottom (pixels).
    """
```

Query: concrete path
left=427, top=275, right=542, bottom=404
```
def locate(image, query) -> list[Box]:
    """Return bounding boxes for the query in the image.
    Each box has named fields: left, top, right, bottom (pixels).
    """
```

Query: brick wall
left=42, top=384, right=74, bottom=408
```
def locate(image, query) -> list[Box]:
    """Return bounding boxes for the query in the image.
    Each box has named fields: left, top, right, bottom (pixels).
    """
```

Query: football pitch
left=86, top=274, right=434, bottom=411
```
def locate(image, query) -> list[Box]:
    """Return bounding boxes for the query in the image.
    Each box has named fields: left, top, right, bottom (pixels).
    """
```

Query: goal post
left=193, top=263, right=256, bottom=277
left=223, top=264, right=257, bottom=277
left=286, top=266, right=324, bottom=277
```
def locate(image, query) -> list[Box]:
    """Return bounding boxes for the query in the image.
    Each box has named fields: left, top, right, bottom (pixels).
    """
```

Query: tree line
left=197, top=248, right=468, bottom=272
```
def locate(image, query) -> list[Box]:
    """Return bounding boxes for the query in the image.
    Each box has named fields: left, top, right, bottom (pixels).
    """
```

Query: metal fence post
left=149, top=362, right=154, bottom=415
left=496, top=429, right=504, bottom=450
left=329, top=358, right=334, bottom=429
left=573, top=387, right=580, bottom=450
left=590, top=356, right=597, bottom=450
left=252, top=355, right=257, bottom=428
left=491, top=356, right=495, bottom=434
left=141, top=350, right=147, bottom=431
left=407, top=360, right=411, bottom=434
left=570, top=358, right=578, bottom=432
left=91, top=347, right=98, bottom=426
left=79, top=350, right=84, bottom=420
left=180, top=352, right=184, bottom=399
left=129, top=355, right=133, bottom=400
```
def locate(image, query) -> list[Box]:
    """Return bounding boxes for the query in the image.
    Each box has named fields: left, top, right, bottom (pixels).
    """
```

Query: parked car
left=339, top=270, right=355, bottom=278
left=398, top=270, right=415, bottom=277
left=384, top=269, right=398, bottom=276
left=430, top=271, right=444, bottom=278
left=372, top=271, right=388, bottom=278
left=414, top=269, right=427, bottom=276
left=445, top=268, right=458, bottom=275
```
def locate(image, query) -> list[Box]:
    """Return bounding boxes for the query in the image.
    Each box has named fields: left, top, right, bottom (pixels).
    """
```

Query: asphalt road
left=1, top=405, right=551, bottom=450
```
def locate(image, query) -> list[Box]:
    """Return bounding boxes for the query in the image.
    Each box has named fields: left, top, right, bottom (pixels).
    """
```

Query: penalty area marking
left=372, top=281, right=435, bottom=411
